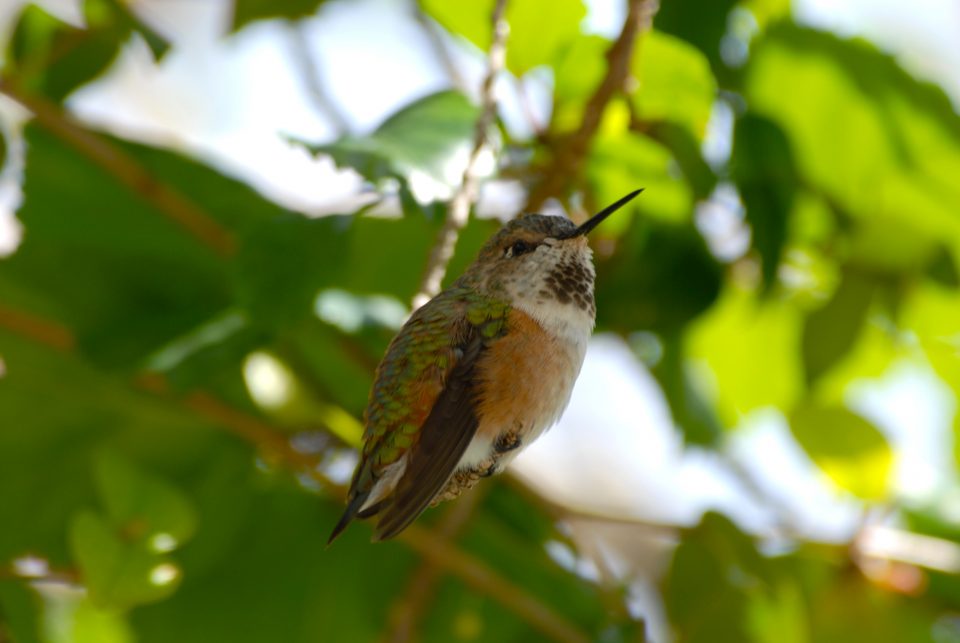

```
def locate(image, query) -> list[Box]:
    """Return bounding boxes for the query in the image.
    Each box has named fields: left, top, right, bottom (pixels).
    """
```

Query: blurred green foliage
left=0, top=0, right=959, bottom=641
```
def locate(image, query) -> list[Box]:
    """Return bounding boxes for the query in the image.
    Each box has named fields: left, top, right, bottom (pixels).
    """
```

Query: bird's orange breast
left=474, top=308, right=585, bottom=441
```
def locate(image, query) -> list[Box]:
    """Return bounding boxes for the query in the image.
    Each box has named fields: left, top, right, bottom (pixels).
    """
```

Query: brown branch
left=522, top=0, right=657, bottom=213
left=411, top=0, right=509, bottom=310
left=0, top=305, right=74, bottom=352
left=399, top=523, right=592, bottom=643
left=0, top=79, right=237, bottom=257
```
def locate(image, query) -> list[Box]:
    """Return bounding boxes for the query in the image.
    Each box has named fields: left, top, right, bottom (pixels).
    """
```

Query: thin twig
left=0, top=79, right=236, bottom=257
left=285, top=22, right=351, bottom=135
left=522, top=0, right=657, bottom=213
left=411, top=0, right=509, bottom=310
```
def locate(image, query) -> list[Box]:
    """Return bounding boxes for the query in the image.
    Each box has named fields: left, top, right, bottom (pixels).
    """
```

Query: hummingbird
left=329, top=189, right=643, bottom=543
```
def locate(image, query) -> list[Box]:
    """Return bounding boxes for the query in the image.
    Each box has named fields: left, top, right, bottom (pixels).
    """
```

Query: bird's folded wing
left=371, top=327, right=484, bottom=540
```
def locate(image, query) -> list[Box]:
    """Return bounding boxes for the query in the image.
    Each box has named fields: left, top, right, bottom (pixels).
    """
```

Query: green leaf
left=298, top=90, right=479, bottom=187
left=1, top=124, right=280, bottom=369
left=421, top=0, right=586, bottom=74
left=789, top=403, right=892, bottom=499
left=552, top=34, right=609, bottom=133
left=8, top=1, right=169, bottom=102
left=37, top=587, right=134, bottom=643
left=732, top=113, right=798, bottom=291
left=801, top=267, right=879, bottom=384
left=232, top=0, right=326, bottom=31
left=587, top=110, right=694, bottom=226
left=69, top=511, right=181, bottom=610
left=664, top=512, right=776, bottom=642
left=747, top=25, right=960, bottom=270
left=595, top=217, right=722, bottom=333
left=501, top=0, right=586, bottom=74
left=646, top=121, right=718, bottom=200
left=0, top=125, right=6, bottom=173
left=632, top=30, right=717, bottom=139
left=652, top=0, right=738, bottom=74
left=687, top=286, right=803, bottom=427
left=94, top=450, right=197, bottom=549
left=652, top=334, right=722, bottom=446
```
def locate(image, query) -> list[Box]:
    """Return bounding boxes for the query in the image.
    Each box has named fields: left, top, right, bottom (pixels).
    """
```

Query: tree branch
left=411, top=0, right=508, bottom=310
left=399, top=523, right=592, bottom=643
left=522, top=0, right=657, bottom=213
left=0, top=79, right=237, bottom=257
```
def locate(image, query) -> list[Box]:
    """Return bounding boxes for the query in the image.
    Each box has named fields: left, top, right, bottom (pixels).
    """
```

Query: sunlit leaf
left=789, top=403, right=892, bottom=499
left=632, top=30, right=717, bottom=138
left=747, top=25, right=960, bottom=270
left=70, top=511, right=181, bottom=609
left=421, top=0, right=586, bottom=74
left=297, top=90, right=479, bottom=186
left=687, top=286, right=803, bottom=426
left=36, top=586, right=134, bottom=643
left=587, top=104, right=694, bottom=227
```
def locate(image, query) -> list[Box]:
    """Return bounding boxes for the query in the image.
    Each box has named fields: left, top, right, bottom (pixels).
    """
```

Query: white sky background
left=1, top=0, right=959, bottom=636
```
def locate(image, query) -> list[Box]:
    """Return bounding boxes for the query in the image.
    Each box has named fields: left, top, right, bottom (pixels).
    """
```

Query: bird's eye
left=506, top=240, right=535, bottom=258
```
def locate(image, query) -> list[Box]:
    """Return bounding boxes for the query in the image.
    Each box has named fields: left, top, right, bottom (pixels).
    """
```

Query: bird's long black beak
left=560, top=189, right=644, bottom=239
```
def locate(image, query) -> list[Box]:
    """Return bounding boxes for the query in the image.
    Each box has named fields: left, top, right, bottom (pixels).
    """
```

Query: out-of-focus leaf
left=926, top=243, right=960, bottom=288
left=94, top=450, right=197, bottom=548
left=502, top=0, right=586, bottom=74
left=646, top=121, right=718, bottom=200
left=552, top=34, right=609, bottom=132
left=731, top=113, right=797, bottom=291
left=746, top=581, right=810, bottom=643
left=653, top=0, right=738, bottom=73
left=801, top=267, right=879, bottom=384
left=747, top=25, right=960, bottom=269
left=687, top=286, right=803, bottom=427
left=596, top=217, right=722, bottom=333
left=664, top=512, right=777, bottom=642
left=0, top=583, right=40, bottom=643
left=653, top=334, right=722, bottom=446
left=232, top=0, right=326, bottom=31
left=901, top=284, right=960, bottom=464
left=0, top=123, right=7, bottom=172
left=588, top=106, right=694, bottom=227
left=789, top=403, right=891, bottom=499
left=632, top=30, right=716, bottom=139
left=8, top=1, right=168, bottom=102
left=133, top=484, right=418, bottom=643
left=298, top=90, right=479, bottom=186
left=70, top=511, right=181, bottom=609
left=420, top=0, right=586, bottom=74
left=37, top=587, right=134, bottom=643
left=236, top=213, right=351, bottom=327
left=0, top=124, right=287, bottom=369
